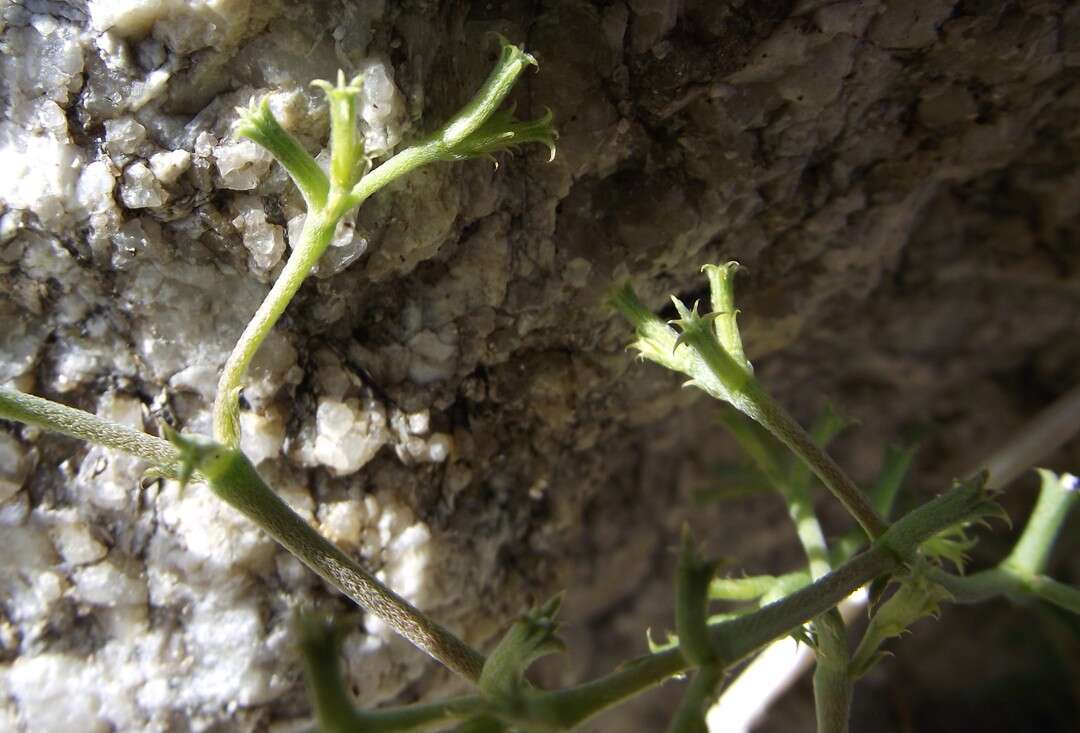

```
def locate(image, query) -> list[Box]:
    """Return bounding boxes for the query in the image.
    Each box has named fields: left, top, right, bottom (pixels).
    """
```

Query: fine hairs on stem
left=1, top=36, right=1078, bottom=733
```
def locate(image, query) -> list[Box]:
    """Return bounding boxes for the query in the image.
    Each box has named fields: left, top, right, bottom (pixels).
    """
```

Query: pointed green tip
left=233, top=96, right=275, bottom=142
left=491, top=31, right=538, bottom=68
left=311, top=70, right=364, bottom=100
left=161, top=423, right=199, bottom=488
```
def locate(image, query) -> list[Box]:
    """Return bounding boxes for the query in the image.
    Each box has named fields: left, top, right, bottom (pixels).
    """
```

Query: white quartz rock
left=239, top=409, right=286, bottom=465
left=313, top=397, right=390, bottom=475
left=6, top=654, right=109, bottom=733
left=75, top=160, right=117, bottom=216
left=120, top=161, right=167, bottom=209
left=0, top=121, right=82, bottom=226
left=104, top=117, right=147, bottom=158
left=215, top=138, right=272, bottom=190
left=0, top=433, right=28, bottom=503
left=356, top=58, right=407, bottom=156
left=48, top=511, right=108, bottom=566
left=72, top=560, right=148, bottom=607
left=149, top=149, right=192, bottom=184
left=232, top=195, right=286, bottom=272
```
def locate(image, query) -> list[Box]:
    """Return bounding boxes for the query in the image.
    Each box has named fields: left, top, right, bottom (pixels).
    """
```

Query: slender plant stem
left=183, top=440, right=488, bottom=681
left=1025, top=575, right=1080, bottom=614
left=930, top=566, right=1080, bottom=614
left=1002, top=470, right=1078, bottom=577
left=2, top=381, right=1008, bottom=730
left=720, top=407, right=852, bottom=732
left=718, top=409, right=832, bottom=579
left=930, top=469, right=1079, bottom=614
left=0, top=388, right=180, bottom=472
left=299, top=619, right=364, bottom=733
left=812, top=609, right=852, bottom=733
left=667, top=665, right=722, bottom=733
left=300, top=616, right=487, bottom=733
left=213, top=207, right=341, bottom=447
left=742, top=382, right=889, bottom=540
left=529, top=478, right=988, bottom=729
left=787, top=482, right=832, bottom=582
left=211, top=141, right=447, bottom=448
left=345, top=141, right=442, bottom=210
left=2, top=387, right=485, bottom=681
left=708, top=386, right=1080, bottom=732
left=536, top=550, right=893, bottom=728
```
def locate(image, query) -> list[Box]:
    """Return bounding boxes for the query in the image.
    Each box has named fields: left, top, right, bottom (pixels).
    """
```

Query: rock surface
left=1, top=1, right=1078, bottom=731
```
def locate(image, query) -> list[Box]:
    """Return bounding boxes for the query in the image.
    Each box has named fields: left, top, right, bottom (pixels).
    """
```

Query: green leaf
left=701, top=262, right=752, bottom=375
left=439, top=35, right=538, bottom=148
left=234, top=96, right=329, bottom=209
left=311, top=70, right=368, bottom=189
left=850, top=565, right=952, bottom=679
left=443, top=105, right=557, bottom=163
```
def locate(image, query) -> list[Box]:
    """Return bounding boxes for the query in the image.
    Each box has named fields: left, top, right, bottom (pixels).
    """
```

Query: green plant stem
left=2, top=387, right=485, bottom=682
left=211, top=141, right=448, bottom=448
left=3, top=385, right=1006, bottom=731
left=784, top=445, right=853, bottom=733
left=213, top=207, right=342, bottom=446
left=0, top=388, right=180, bottom=473
left=718, top=409, right=832, bottom=579
left=930, top=470, right=1080, bottom=614
left=720, top=406, right=852, bottom=732
left=524, top=478, right=990, bottom=728
left=299, top=619, right=363, bottom=733
left=277, top=475, right=992, bottom=733
left=742, top=382, right=889, bottom=541
left=666, top=665, right=721, bottom=733
left=182, top=439, right=487, bottom=682
left=788, top=483, right=832, bottom=582
left=929, top=566, right=1080, bottom=614
left=812, top=610, right=851, bottom=733
left=1002, top=470, right=1078, bottom=577
left=298, top=698, right=491, bottom=733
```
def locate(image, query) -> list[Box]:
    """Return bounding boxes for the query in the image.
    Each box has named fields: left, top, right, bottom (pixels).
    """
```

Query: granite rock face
left=1, top=1, right=1078, bottom=731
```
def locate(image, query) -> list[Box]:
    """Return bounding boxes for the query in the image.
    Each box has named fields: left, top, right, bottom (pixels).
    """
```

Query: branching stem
left=2, top=388, right=485, bottom=681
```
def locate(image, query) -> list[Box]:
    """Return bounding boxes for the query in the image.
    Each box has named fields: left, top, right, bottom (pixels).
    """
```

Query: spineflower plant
left=1, top=38, right=1078, bottom=733
left=214, top=36, right=555, bottom=448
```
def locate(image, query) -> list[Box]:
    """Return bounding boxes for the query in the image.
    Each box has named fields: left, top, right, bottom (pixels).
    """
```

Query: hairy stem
left=0, top=388, right=180, bottom=472
left=213, top=208, right=341, bottom=446
left=529, top=478, right=988, bottom=728
left=182, top=439, right=487, bottom=681
left=211, top=139, right=441, bottom=448
left=812, top=609, right=852, bottom=733
left=2, top=388, right=485, bottom=681
left=667, top=665, right=722, bottom=733
left=743, top=382, right=889, bottom=540
left=930, top=469, right=1079, bottom=614
left=719, top=404, right=852, bottom=731
left=298, top=618, right=363, bottom=733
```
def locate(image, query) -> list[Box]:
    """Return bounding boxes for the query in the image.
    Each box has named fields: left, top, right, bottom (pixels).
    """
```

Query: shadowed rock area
left=1, top=1, right=1078, bottom=730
